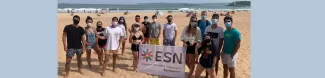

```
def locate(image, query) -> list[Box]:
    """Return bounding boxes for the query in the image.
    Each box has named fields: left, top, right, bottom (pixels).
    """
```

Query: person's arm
left=129, top=33, right=133, bottom=43
left=219, top=28, right=225, bottom=53
left=95, top=28, right=99, bottom=44
left=158, top=24, right=161, bottom=38
left=232, top=31, right=242, bottom=58
left=118, top=29, right=125, bottom=49
left=196, top=27, right=202, bottom=43
left=149, top=24, right=152, bottom=38
left=140, top=32, right=145, bottom=44
left=62, top=27, right=67, bottom=51
left=81, top=30, right=87, bottom=51
left=180, top=27, right=187, bottom=45
left=163, top=24, right=166, bottom=40
left=173, top=25, right=177, bottom=41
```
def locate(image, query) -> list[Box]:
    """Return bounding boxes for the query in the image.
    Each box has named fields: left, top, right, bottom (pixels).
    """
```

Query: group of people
left=62, top=10, right=241, bottom=78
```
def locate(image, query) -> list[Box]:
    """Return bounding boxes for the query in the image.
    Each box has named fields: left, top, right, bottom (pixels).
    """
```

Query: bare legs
left=132, top=51, right=139, bottom=71
left=205, top=60, right=219, bottom=78
left=186, top=54, right=195, bottom=78
left=101, top=50, right=118, bottom=77
left=86, top=46, right=102, bottom=69
left=194, top=64, right=217, bottom=78
left=121, top=41, right=126, bottom=55
left=64, top=57, right=72, bottom=78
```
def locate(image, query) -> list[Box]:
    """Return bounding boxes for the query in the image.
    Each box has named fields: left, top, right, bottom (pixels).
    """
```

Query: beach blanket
left=138, top=44, right=186, bottom=78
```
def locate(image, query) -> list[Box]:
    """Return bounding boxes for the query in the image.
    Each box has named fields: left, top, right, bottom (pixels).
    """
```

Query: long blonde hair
left=186, top=16, right=198, bottom=35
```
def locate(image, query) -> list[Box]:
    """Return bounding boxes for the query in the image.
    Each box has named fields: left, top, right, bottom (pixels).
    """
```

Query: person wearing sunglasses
left=180, top=16, right=202, bottom=77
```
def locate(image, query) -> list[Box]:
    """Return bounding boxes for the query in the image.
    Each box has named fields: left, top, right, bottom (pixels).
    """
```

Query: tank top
left=85, top=27, right=96, bottom=43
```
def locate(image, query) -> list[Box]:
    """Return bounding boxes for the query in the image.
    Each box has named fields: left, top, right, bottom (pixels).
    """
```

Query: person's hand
left=163, top=39, right=167, bottom=44
left=183, top=43, right=187, bottom=47
left=64, top=46, right=68, bottom=52
left=205, top=36, right=211, bottom=40
left=231, top=53, right=235, bottom=59
left=190, top=42, right=195, bottom=46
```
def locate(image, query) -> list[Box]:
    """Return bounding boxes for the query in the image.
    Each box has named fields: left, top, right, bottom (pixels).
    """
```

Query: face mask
left=112, top=22, right=118, bottom=26
left=225, top=22, right=232, bottom=27
left=97, top=25, right=102, bottom=28
left=119, top=20, right=124, bottom=23
left=87, top=23, right=92, bottom=26
left=73, top=19, right=79, bottom=24
left=144, top=19, right=148, bottom=22
left=190, top=22, right=196, bottom=27
left=201, top=16, right=206, bottom=20
left=167, top=20, right=172, bottom=23
left=134, top=27, right=140, bottom=31
left=211, top=19, right=218, bottom=24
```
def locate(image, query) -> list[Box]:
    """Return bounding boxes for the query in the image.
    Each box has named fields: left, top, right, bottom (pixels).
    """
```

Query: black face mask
left=73, top=19, right=79, bottom=24
left=167, top=20, right=172, bottom=23
left=97, top=25, right=102, bottom=28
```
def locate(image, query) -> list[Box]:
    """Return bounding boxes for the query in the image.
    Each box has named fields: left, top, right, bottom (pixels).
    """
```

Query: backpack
left=197, top=20, right=210, bottom=28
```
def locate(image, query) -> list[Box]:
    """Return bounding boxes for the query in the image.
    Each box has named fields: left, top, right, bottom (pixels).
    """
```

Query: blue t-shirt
left=198, top=20, right=211, bottom=39
left=223, top=28, right=241, bottom=54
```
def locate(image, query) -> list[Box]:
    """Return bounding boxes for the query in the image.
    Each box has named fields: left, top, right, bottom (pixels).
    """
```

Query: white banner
left=138, top=44, right=186, bottom=78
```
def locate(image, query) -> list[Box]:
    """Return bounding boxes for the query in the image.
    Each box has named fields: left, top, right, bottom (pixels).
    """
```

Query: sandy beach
left=57, top=12, right=250, bottom=78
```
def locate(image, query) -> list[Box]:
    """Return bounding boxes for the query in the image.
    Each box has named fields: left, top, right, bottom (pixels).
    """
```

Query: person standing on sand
left=128, top=15, right=141, bottom=33
left=96, top=21, right=107, bottom=63
left=221, top=16, right=241, bottom=78
left=203, top=14, right=224, bottom=78
left=149, top=15, right=161, bottom=45
left=118, top=16, right=127, bottom=55
left=194, top=36, right=218, bottom=78
left=196, top=10, right=211, bottom=64
left=101, top=17, right=124, bottom=76
left=129, top=23, right=144, bottom=71
left=163, top=15, right=177, bottom=46
left=142, top=16, right=151, bottom=44
left=62, top=15, right=86, bottom=78
left=84, top=16, right=103, bottom=68
left=180, top=16, right=202, bottom=78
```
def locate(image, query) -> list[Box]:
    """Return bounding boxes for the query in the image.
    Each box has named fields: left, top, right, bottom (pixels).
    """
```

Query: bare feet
left=63, top=75, right=68, bottom=78
left=101, top=72, right=107, bottom=77
left=78, top=70, right=84, bottom=74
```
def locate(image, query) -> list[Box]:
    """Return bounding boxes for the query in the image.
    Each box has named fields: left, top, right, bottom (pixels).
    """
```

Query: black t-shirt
left=198, top=44, right=218, bottom=66
left=63, top=25, right=85, bottom=49
left=96, top=28, right=107, bottom=46
left=142, top=21, right=150, bottom=34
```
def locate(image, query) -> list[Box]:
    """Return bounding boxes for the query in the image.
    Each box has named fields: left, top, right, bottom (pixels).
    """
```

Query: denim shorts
left=86, top=42, right=96, bottom=50
left=163, top=39, right=175, bottom=46
left=66, top=49, right=83, bottom=58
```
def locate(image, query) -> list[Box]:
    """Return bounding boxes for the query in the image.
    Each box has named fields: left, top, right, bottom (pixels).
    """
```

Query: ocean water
left=58, top=3, right=250, bottom=13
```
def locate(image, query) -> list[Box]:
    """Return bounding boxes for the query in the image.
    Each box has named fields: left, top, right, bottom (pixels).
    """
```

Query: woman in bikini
left=129, top=22, right=144, bottom=71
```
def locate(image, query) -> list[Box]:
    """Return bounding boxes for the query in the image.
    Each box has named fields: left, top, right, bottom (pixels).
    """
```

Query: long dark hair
left=118, top=16, right=127, bottom=28
left=186, top=16, right=198, bottom=35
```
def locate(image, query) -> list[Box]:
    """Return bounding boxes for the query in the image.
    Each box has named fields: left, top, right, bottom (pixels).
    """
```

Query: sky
left=58, top=0, right=249, bottom=4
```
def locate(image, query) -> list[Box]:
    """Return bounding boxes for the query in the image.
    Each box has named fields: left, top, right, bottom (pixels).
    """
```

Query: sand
left=57, top=12, right=250, bottom=78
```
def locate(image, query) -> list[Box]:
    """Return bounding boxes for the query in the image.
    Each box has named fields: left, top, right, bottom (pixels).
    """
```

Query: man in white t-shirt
left=203, top=14, right=224, bottom=78
left=101, top=17, right=124, bottom=76
left=163, top=15, right=177, bottom=46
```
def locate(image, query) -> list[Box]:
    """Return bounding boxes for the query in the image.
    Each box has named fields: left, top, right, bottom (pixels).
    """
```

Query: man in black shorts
left=62, top=15, right=86, bottom=78
left=142, top=16, right=150, bottom=44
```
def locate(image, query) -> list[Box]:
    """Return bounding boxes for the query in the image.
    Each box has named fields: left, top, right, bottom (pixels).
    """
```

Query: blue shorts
left=163, top=39, right=175, bottom=46
left=86, top=42, right=96, bottom=50
left=66, top=49, right=83, bottom=58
